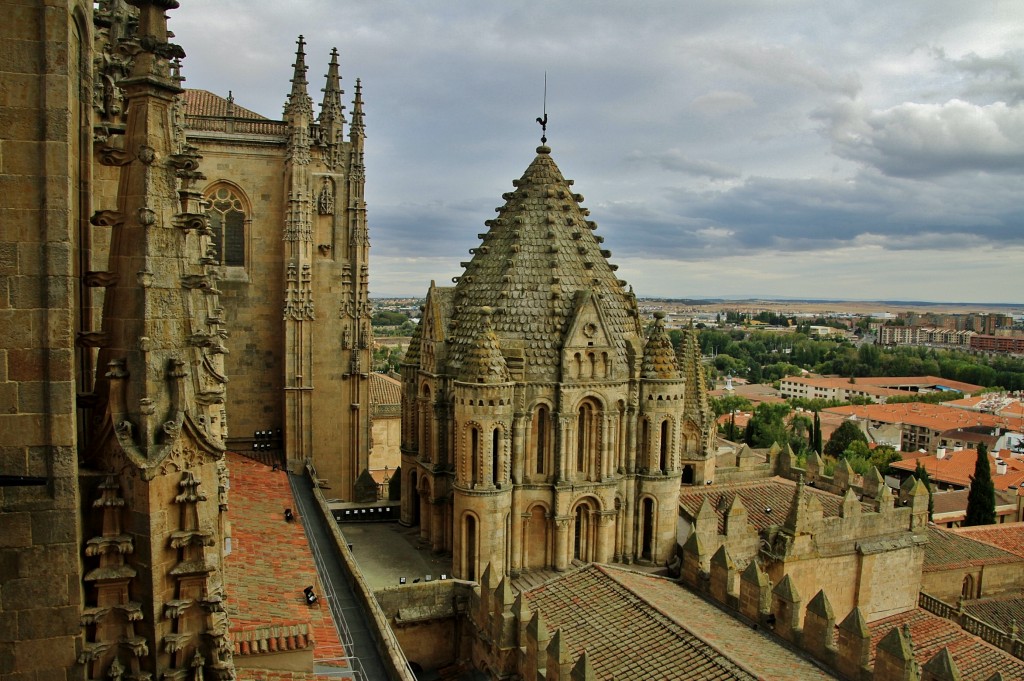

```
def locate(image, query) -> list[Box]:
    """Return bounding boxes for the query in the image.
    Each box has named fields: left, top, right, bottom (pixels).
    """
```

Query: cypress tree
left=914, top=460, right=934, bottom=521
left=964, top=443, right=997, bottom=527
left=812, top=411, right=822, bottom=454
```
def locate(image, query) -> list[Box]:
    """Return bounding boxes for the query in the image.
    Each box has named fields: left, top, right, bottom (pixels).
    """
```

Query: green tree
left=824, top=420, right=868, bottom=457
left=964, top=443, right=997, bottom=526
left=744, top=403, right=791, bottom=449
left=709, top=395, right=753, bottom=418
left=812, top=411, right=823, bottom=454
left=914, top=460, right=934, bottom=521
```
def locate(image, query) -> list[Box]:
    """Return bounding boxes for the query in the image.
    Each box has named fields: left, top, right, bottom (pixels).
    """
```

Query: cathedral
left=398, top=144, right=716, bottom=579
left=5, top=2, right=1022, bottom=680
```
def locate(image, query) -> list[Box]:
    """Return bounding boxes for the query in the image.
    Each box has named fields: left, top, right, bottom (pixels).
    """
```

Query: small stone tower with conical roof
left=402, top=143, right=712, bottom=578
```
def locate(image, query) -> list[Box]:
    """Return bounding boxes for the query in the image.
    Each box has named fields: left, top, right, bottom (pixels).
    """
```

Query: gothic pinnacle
left=284, top=35, right=312, bottom=119
left=319, top=47, right=345, bottom=127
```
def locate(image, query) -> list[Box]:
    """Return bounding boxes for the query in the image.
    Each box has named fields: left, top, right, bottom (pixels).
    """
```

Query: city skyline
left=171, top=1, right=1024, bottom=304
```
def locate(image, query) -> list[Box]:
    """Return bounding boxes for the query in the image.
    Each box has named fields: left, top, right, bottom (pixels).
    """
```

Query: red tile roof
left=854, top=376, right=984, bottom=394
left=523, top=565, right=833, bottom=680
left=225, top=453, right=346, bottom=663
left=679, top=477, right=871, bottom=533
left=183, top=89, right=288, bottom=136
left=922, top=526, right=1021, bottom=572
left=869, top=608, right=1024, bottom=679
left=370, top=372, right=402, bottom=406
left=962, top=593, right=1024, bottom=634
left=890, top=448, right=1024, bottom=490
left=825, top=402, right=1010, bottom=433
left=952, top=522, right=1024, bottom=559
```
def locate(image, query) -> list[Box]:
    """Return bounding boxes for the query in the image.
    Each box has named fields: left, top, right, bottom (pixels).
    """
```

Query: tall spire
left=319, top=47, right=345, bottom=130
left=349, top=77, right=365, bottom=141
left=283, top=35, right=313, bottom=121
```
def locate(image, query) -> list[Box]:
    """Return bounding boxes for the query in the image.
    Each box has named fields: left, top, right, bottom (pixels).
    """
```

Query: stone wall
left=0, top=2, right=90, bottom=678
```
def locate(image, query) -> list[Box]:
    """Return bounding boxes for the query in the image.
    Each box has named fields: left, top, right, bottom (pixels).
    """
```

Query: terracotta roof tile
left=922, top=526, right=1020, bottom=571
left=523, top=565, right=833, bottom=680
left=890, top=448, right=1024, bottom=490
left=183, top=89, right=288, bottom=136
left=225, top=453, right=346, bottom=663
left=679, top=476, right=871, bottom=533
left=369, top=372, right=402, bottom=406
left=825, top=402, right=1011, bottom=435
left=869, top=608, right=1024, bottom=679
left=962, top=593, right=1024, bottom=633
left=952, top=522, right=1024, bottom=559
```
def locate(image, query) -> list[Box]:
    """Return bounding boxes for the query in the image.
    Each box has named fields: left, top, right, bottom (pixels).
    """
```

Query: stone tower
left=82, top=0, right=235, bottom=678
left=181, top=37, right=373, bottom=500
left=401, top=143, right=714, bottom=579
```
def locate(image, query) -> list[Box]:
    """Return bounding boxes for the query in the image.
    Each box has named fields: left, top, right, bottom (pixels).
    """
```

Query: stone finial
left=641, top=311, right=679, bottom=379
left=725, top=495, right=748, bottom=535
left=284, top=35, right=313, bottom=120
left=739, top=560, right=771, bottom=620
left=349, top=78, right=365, bottom=139
left=457, top=307, right=510, bottom=384
left=836, top=608, right=871, bottom=678
left=875, top=625, right=917, bottom=681
left=496, top=576, right=515, bottom=609
left=771, top=574, right=802, bottom=641
left=319, top=46, right=345, bottom=128
left=695, top=497, right=718, bottom=540
left=709, top=545, right=736, bottom=604
left=863, top=465, right=885, bottom=499
left=528, top=610, right=549, bottom=642
left=840, top=487, right=860, bottom=518
left=921, top=647, right=961, bottom=681
left=547, top=628, right=573, bottom=669
left=570, top=650, right=597, bottom=681
left=834, top=457, right=854, bottom=490
left=785, top=476, right=823, bottom=534
left=804, top=590, right=837, bottom=661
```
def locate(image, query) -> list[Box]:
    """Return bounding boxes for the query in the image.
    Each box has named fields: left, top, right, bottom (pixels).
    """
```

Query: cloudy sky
left=170, top=1, right=1024, bottom=304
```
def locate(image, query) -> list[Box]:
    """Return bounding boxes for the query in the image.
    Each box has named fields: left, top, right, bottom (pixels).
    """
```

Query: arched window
left=205, top=184, right=247, bottom=267
left=660, top=419, right=670, bottom=472
left=641, top=498, right=655, bottom=560
left=470, top=427, right=480, bottom=487
left=576, top=400, right=599, bottom=478
left=492, top=427, right=501, bottom=487
left=464, top=515, right=478, bottom=581
left=533, top=405, right=550, bottom=475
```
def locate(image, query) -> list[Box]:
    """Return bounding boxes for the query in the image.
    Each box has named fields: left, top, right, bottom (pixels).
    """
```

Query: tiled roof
left=946, top=394, right=1024, bottom=421
left=869, top=607, right=1024, bottom=679
left=369, top=372, right=402, bottom=406
left=921, top=526, right=1021, bottom=571
left=443, top=146, right=642, bottom=382
left=855, top=376, right=985, bottom=394
left=679, top=477, right=871, bottom=533
left=224, top=453, right=345, bottom=662
left=183, top=89, right=288, bottom=136
left=825, top=402, right=1011, bottom=434
left=963, top=593, right=1024, bottom=634
left=930, top=489, right=1017, bottom=519
left=523, top=564, right=833, bottom=680
left=889, top=448, right=1024, bottom=490
left=183, top=89, right=269, bottom=119
left=952, top=522, right=1024, bottom=559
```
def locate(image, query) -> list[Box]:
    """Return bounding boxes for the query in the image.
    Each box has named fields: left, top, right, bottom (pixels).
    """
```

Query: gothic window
left=205, top=184, right=248, bottom=267
left=577, top=401, right=598, bottom=478
left=638, top=418, right=650, bottom=470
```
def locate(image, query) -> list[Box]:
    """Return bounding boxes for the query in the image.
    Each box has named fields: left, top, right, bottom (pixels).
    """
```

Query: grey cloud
left=824, top=99, right=1024, bottom=178
left=627, top=149, right=740, bottom=180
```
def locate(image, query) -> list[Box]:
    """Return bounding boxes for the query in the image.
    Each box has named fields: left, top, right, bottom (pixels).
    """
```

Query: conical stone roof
left=448, top=145, right=641, bottom=381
